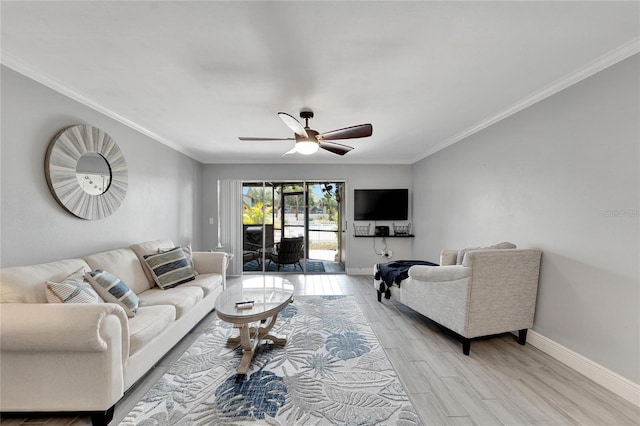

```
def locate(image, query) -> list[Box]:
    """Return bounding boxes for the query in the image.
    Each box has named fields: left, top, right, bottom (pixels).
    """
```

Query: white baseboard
left=342, top=270, right=640, bottom=407
left=527, top=330, right=640, bottom=407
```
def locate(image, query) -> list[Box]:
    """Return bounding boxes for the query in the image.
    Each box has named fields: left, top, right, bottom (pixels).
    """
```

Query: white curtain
left=217, top=179, right=243, bottom=276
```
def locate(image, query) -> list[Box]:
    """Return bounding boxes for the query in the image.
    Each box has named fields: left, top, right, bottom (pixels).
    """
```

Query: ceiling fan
left=239, top=109, right=373, bottom=156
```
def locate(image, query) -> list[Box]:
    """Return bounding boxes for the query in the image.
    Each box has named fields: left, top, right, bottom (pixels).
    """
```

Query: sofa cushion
left=137, top=286, right=203, bottom=319
left=143, top=247, right=196, bottom=289
left=129, top=240, right=175, bottom=284
left=179, top=273, right=223, bottom=297
left=128, top=304, right=176, bottom=355
left=84, top=248, right=151, bottom=295
left=0, top=259, right=91, bottom=304
left=86, top=269, right=140, bottom=318
left=45, top=267, right=103, bottom=304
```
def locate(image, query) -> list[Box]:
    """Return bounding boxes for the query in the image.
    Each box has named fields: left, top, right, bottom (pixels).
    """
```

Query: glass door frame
left=241, top=180, right=345, bottom=274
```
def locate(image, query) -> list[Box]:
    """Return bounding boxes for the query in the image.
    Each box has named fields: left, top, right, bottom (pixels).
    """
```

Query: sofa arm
left=1, top=303, right=129, bottom=413
left=408, top=265, right=471, bottom=282
left=1, top=303, right=129, bottom=360
left=192, top=251, right=228, bottom=275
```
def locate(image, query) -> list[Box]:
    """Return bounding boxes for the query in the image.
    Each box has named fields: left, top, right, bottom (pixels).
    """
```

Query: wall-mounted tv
left=354, top=189, right=409, bottom=221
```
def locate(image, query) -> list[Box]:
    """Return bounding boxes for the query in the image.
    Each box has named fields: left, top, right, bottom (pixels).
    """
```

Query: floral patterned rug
left=121, top=295, right=422, bottom=425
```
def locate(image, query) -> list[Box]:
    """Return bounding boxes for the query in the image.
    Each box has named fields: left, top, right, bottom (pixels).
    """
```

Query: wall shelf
left=353, top=235, right=414, bottom=238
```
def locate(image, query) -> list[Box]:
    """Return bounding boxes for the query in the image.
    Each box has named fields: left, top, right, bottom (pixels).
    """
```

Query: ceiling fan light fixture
left=239, top=109, right=370, bottom=156
left=295, top=140, right=319, bottom=155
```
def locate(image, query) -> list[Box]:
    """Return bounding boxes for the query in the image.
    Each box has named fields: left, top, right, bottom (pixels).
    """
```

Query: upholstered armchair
left=267, top=237, right=304, bottom=271
left=374, top=244, right=542, bottom=355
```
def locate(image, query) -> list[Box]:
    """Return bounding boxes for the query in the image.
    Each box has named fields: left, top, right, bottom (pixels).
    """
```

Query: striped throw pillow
left=143, top=246, right=196, bottom=290
left=46, top=267, right=104, bottom=304
left=158, top=244, right=198, bottom=275
left=86, top=269, right=139, bottom=317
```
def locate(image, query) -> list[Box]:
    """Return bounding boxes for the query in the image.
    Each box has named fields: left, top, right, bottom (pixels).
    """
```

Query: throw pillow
left=143, top=246, right=196, bottom=290
left=457, top=242, right=517, bottom=265
left=45, top=267, right=104, bottom=304
left=488, top=241, right=517, bottom=250
left=158, top=243, right=199, bottom=275
left=85, top=269, right=139, bottom=317
left=456, top=247, right=480, bottom=265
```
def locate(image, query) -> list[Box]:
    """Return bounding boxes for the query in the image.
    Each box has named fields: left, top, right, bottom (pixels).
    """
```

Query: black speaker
left=375, top=226, right=389, bottom=237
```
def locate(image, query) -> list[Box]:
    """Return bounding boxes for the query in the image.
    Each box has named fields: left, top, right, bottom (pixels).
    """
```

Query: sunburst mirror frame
left=45, top=124, right=128, bottom=220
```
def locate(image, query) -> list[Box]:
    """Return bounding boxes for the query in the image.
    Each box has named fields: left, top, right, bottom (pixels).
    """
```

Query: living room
left=1, top=1, right=638, bottom=425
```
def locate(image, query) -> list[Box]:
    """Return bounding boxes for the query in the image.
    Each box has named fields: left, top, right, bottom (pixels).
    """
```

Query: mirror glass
left=75, top=152, right=112, bottom=195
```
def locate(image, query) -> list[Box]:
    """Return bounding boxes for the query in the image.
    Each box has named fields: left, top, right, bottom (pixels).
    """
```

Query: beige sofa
left=374, top=246, right=542, bottom=355
left=0, top=240, right=227, bottom=425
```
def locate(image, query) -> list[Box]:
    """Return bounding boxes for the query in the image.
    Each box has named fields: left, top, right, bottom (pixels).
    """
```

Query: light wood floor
left=2, top=274, right=638, bottom=425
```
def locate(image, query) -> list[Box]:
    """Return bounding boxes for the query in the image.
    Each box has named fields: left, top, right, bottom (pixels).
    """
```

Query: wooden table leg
left=225, top=303, right=290, bottom=374
left=256, top=313, right=287, bottom=345
left=236, top=324, right=258, bottom=374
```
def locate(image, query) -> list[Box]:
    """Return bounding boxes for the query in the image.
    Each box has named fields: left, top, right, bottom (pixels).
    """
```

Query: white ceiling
left=2, top=1, right=638, bottom=164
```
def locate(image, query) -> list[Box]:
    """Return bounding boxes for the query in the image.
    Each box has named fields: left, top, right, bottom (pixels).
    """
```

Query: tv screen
left=354, top=189, right=409, bottom=221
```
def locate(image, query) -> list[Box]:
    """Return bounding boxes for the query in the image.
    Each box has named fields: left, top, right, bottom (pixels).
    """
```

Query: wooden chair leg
left=90, top=406, right=114, bottom=426
left=518, top=329, right=528, bottom=345
left=462, top=338, right=471, bottom=356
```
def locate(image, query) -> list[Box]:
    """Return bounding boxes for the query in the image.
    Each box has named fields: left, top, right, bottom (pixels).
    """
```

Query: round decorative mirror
left=45, top=125, right=128, bottom=220
left=75, top=152, right=112, bottom=195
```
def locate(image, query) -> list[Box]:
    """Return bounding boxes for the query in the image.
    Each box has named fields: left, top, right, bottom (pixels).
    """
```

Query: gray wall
left=0, top=66, right=203, bottom=267
left=201, top=164, right=413, bottom=269
left=411, top=55, right=639, bottom=383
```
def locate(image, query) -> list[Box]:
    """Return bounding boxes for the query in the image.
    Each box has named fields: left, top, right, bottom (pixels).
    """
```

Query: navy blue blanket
left=375, top=260, right=438, bottom=298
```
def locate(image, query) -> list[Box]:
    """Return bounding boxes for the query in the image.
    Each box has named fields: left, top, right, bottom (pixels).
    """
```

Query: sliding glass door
left=241, top=180, right=345, bottom=274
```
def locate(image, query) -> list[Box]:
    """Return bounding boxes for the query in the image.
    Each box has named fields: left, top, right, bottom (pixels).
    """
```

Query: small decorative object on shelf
left=354, top=223, right=371, bottom=236
left=393, top=222, right=412, bottom=236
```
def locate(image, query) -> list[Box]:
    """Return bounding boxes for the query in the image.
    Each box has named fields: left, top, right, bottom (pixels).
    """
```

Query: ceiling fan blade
left=282, top=146, right=298, bottom=156
left=318, top=123, right=372, bottom=141
left=319, top=141, right=354, bottom=156
left=238, top=137, right=295, bottom=141
left=278, top=112, right=308, bottom=138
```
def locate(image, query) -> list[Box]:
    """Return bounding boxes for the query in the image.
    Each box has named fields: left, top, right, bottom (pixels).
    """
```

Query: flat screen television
left=354, top=189, right=409, bottom=221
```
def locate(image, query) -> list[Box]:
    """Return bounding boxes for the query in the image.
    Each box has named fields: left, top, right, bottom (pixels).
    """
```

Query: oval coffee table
left=215, top=276, right=294, bottom=374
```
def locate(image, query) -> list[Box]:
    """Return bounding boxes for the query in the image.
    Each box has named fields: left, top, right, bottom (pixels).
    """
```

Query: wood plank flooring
left=2, top=274, right=638, bottom=425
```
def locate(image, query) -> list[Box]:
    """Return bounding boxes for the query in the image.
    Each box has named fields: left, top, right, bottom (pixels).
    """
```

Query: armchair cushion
left=408, top=264, right=471, bottom=282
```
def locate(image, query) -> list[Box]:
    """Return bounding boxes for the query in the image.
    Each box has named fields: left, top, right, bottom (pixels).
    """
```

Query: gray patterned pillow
left=86, top=269, right=139, bottom=317
left=158, top=243, right=199, bottom=276
left=144, top=246, right=196, bottom=290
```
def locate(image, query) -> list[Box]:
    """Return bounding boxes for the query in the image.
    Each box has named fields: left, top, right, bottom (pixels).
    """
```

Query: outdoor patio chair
left=267, top=237, right=304, bottom=271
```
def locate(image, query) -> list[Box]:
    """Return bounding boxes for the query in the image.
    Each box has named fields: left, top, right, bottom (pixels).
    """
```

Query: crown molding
left=420, top=37, right=640, bottom=160
left=3, top=36, right=638, bottom=165
left=0, top=52, right=200, bottom=162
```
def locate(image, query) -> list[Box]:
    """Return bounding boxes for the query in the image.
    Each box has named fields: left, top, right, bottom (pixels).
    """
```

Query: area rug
left=121, top=295, right=422, bottom=425
left=243, top=259, right=325, bottom=273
